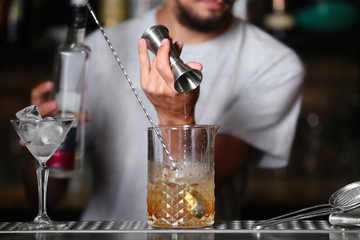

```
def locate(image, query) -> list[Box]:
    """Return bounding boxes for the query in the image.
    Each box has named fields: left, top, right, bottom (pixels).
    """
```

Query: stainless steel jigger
left=142, top=25, right=202, bottom=93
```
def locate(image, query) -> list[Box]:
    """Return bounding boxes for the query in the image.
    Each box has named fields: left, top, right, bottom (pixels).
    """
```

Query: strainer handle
left=252, top=204, right=335, bottom=229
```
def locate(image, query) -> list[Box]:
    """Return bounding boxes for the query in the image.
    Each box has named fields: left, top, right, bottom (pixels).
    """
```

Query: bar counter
left=0, top=220, right=359, bottom=240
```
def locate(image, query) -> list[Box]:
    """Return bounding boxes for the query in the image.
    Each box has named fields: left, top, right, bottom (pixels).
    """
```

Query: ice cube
left=184, top=186, right=207, bottom=219
left=16, top=105, right=42, bottom=121
left=38, top=121, right=63, bottom=145
left=19, top=122, right=38, bottom=142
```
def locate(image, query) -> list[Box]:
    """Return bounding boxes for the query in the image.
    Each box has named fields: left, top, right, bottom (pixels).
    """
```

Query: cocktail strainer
left=252, top=181, right=360, bottom=229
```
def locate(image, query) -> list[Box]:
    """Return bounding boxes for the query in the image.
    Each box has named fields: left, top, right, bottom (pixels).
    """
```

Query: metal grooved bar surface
left=0, top=220, right=347, bottom=233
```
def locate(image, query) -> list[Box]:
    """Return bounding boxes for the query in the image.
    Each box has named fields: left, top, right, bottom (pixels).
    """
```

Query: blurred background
left=0, top=0, right=359, bottom=221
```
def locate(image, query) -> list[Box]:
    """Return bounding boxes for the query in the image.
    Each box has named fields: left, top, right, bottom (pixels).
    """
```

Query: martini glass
left=10, top=117, right=76, bottom=230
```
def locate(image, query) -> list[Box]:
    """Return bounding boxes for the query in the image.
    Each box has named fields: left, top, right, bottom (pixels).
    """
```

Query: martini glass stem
left=35, top=162, right=51, bottom=223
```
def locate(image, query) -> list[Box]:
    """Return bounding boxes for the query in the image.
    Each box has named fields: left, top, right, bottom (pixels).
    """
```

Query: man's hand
left=138, top=38, right=202, bottom=125
left=18, top=81, right=57, bottom=147
left=31, top=81, right=57, bottom=116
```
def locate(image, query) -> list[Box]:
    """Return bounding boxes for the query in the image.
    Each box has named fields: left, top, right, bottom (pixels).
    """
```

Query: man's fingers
left=138, top=38, right=151, bottom=88
left=37, top=101, right=57, bottom=117
left=139, top=38, right=201, bottom=96
left=174, top=41, right=183, bottom=55
left=187, top=62, right=203, bottom=72
left=30, top=81, right=57, bottom=116
left=156, top=39, right=176, bottom=91
left=31, top=81, right=53, bottom=106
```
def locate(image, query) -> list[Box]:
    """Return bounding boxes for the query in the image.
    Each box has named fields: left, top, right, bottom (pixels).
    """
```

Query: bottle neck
left=65, top=6, right=87, bottom=45
left=65, top=27, right=86, bottom=45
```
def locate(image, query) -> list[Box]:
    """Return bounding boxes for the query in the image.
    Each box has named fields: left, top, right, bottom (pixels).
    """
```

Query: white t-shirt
left=82, top=8, right=304, bottom=220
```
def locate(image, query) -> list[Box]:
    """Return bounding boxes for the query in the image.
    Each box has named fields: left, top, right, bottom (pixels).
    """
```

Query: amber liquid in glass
left=147, top=164, right=215, bottom=228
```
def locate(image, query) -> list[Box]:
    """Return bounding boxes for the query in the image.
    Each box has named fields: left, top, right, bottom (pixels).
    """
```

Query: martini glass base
left=17, top=219, right=68, bottom=231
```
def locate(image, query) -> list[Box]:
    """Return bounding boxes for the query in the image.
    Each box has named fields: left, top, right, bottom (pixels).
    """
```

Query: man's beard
left=176, top=1, right=234, bottom=33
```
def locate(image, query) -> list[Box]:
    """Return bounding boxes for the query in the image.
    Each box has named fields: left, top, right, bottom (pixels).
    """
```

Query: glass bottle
left=47, top=1, right=90, bottom=178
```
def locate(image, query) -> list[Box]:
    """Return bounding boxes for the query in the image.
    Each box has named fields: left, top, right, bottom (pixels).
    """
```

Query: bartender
left=27, top=0, right=304, bottom=220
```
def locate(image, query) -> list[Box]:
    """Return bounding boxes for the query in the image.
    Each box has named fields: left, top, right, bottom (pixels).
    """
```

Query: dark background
left=0, top=0, right=359, bottom=221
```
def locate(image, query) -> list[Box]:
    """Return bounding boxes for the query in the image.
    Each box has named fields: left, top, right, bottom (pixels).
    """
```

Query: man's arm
left=214, top=134, right=253, bottom=187
left=138, top=38, right=253, bottom=188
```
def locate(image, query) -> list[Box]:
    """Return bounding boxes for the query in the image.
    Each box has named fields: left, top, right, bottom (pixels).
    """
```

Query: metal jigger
left=142, top=25, right=202, bottom=93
